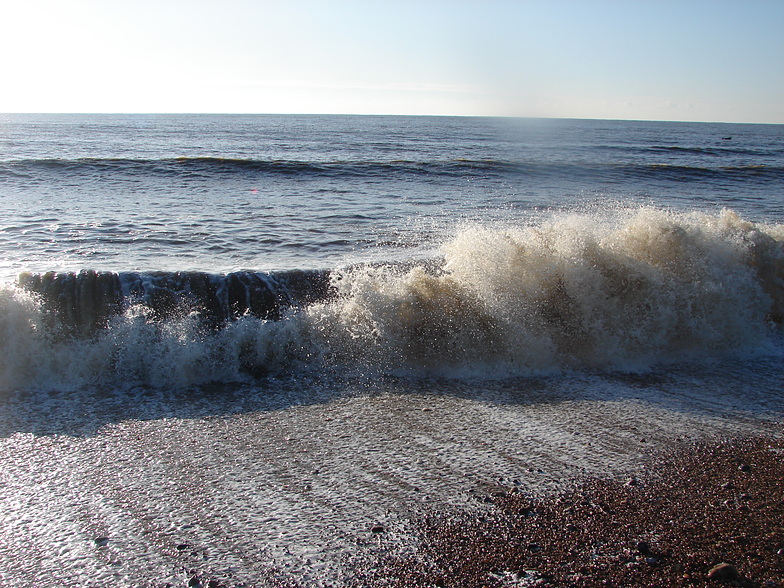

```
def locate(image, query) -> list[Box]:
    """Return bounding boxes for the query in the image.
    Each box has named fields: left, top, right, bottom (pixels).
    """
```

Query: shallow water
left=1, top=365, right=782, bottom=586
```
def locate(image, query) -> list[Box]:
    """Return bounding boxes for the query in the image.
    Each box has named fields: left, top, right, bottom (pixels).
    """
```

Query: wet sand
left=0, top=374, right=782, bottom=587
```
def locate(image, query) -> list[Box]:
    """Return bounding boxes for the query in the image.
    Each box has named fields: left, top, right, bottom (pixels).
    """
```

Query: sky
left=1, top=0, right=782, bottom=123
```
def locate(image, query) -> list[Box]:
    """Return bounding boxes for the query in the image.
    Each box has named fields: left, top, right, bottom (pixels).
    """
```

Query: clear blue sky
left=2, top=0, right=782, bottom=123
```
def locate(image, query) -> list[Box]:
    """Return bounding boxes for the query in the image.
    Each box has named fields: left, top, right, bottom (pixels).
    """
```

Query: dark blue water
left=1, top=114, right=782, bottom=279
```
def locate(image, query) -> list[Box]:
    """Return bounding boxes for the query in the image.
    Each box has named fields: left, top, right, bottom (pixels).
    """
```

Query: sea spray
left=2, top=207, right=783, bottom=391
left=307, top=207, right=783, bottom=373
left=0, top=291, right=316, bottom=391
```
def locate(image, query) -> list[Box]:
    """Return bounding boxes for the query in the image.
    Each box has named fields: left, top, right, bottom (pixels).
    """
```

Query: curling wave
left=1, top=207, right=783, bottom=390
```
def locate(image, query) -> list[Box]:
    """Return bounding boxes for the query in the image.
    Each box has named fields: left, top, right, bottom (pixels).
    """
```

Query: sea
left=1, top=114, right=783, bottom=393
left=1, top=114, right=783, bottom=586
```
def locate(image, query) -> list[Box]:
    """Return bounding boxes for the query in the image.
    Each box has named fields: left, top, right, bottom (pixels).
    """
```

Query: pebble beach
left=356, top=434, right=784, bottom=588
left=1, top=376, right=782, bottom=587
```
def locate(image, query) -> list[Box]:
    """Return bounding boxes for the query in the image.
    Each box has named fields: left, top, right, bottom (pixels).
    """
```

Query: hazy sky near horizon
left=1, top=0, right=782, bottom=123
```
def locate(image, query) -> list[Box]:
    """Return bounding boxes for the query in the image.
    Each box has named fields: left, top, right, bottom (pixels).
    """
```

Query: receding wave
left=2, top=207, right=783, bottom=390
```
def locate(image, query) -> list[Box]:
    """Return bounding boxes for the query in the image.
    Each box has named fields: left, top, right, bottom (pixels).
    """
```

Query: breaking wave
left=2, top=207, right=783, bottom=391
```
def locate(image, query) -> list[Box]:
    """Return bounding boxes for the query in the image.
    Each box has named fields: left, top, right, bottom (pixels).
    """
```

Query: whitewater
left=3, top=206, right=784, bottom=391
left=0, top=114, right=783, bottom=587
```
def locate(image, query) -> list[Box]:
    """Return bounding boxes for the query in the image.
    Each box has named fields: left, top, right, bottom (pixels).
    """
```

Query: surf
left=2, top=207, right=783, bottom=391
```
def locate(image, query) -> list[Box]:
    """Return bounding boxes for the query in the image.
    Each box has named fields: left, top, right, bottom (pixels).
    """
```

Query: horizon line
left=2, top=112, right=782, bottom=126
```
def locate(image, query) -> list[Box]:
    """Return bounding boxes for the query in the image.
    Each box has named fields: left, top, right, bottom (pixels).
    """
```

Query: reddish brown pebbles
left=351, top=436, right=784, bottom=588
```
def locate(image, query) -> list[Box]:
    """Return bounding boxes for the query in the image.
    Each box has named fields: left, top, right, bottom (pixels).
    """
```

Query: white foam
left=308, top=207, right=783, bottom=374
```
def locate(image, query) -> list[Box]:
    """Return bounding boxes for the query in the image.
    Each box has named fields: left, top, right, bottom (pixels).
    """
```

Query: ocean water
left=1, top=114, right=783, bottom=393
left=1, top=114, right=784, bottom=586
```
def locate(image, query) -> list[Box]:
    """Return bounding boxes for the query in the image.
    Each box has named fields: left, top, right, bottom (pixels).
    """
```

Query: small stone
left=625, top=477, right=639, bottom=487
left=188, top=577, right=202, bottom=588
left=739, top=464, right=752, bottom=472
left=371, top=525, right=385, bottom=533
left=94, top=537, right=109, bottom=547
left=646, top=556, right=659, bottom=566
left=176, top=543, right=190, bottom=551
left=721, top=482, right=735, bottom=490
left=707, top=562, right=739, bottom=581
left=636, top=541, right=651, bottom=555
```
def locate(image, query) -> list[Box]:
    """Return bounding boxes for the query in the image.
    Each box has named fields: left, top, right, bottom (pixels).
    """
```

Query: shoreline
left=1, top=380, right=783, bottom=587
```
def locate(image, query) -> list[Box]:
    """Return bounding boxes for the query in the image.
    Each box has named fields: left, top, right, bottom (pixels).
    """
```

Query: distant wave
left=2, top=207, right=783, bottom=390
left=0, top=156, right=518, bottom=177
left=647, top=145, right=777, bottom=157
left=1, top=156, right=782, bottom=184
left=623, top=163, right=784, bottom=184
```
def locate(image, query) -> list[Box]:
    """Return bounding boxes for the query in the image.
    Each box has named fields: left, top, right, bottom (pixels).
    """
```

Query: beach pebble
left=707, top=562, right=739, bottom=581
left=94, top=537, right=109, bottom=547
left=636, top=541, right=651, bottom=555
left=739, top=464, right=752, bottom=472
left=371, top=525, right=385, bottom=533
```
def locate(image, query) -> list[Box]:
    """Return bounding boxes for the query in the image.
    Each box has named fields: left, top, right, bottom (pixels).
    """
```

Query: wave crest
left=309, top=208, right=783, bottom=373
